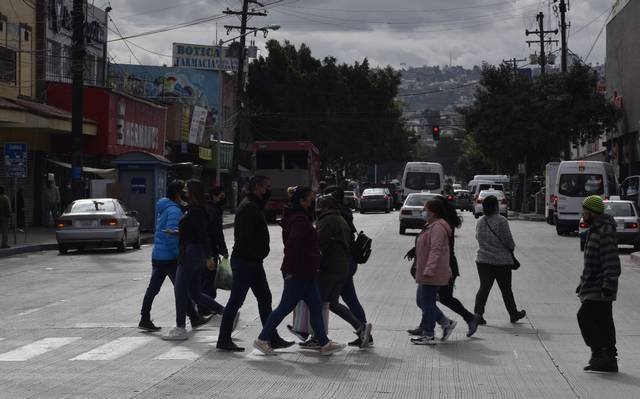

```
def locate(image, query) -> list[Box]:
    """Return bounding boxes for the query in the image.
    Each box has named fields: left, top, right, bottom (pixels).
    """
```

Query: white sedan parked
left=474, top=189, right=508, bottom=219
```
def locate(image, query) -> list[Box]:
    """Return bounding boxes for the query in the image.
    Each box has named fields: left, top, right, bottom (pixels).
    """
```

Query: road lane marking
left=73, top=322, right=138, bottom=328
left=17, top=300, right=67, bottom=316
left=0, top=337, right=81, bottom=362
left=155, top=346, right=201, bottom=360
left=70, top=337, right=152, bottom=361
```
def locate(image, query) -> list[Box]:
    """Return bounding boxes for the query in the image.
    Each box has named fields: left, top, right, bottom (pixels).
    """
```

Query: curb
left=630, top=252, right=640, bottom=266
left=0, top=223, right=235, bottom=259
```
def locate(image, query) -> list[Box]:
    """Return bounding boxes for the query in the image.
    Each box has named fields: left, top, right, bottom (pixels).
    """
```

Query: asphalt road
left=0, top=211, right=639, bottom=398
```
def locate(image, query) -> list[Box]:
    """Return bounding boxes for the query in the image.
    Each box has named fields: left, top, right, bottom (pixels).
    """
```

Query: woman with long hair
left=253, top=187, right=345, bottom=356
left=474, top=196, right=526, bottom=325
left=163, top=179, right=220, bottom=341
left=411, top=199, right=455, bottom=345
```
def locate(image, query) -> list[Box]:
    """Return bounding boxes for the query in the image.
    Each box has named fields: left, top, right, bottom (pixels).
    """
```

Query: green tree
left=246, top=40, right=416, bottom=179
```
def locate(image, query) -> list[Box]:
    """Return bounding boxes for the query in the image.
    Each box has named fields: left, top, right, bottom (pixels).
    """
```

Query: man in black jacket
left=217, top=176, right=293, bottom=351
left=199, top=187, right=228, bottom=317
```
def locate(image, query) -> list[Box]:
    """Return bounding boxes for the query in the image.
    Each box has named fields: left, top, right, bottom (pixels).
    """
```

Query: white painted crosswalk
left=0, top=337, right=81, bottom=362
left=70, top=337, right=153, bottom=361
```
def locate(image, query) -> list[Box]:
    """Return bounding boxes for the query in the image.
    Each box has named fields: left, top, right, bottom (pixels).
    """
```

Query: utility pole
left=526, top=12, right=558, bottom=75
left=224, top=1, right=267, bottom=212
left=71, top=0, right=86, bottom=200
left=502, top=57, right=527, bottom=79
left=555, top=0, right=569, bottom=72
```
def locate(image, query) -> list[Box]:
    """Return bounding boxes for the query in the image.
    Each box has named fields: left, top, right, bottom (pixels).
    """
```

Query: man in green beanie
left=577, top=195, right=620, bottom=372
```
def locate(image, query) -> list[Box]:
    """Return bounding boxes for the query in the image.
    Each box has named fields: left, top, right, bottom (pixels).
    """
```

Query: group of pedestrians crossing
left=406, top=193, right=620, bottom=373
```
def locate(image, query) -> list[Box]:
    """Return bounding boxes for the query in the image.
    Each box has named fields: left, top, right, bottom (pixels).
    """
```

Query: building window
left=62, top=46, right=72, bottom=82
left=24, top=30, right=29, bottom=41
left=0, top=46, right=17, bottom=84
left=46, top=40, right=62, bottom=80
left=84, top=54, right=96, bottom=85
left=0, top=21, right=4, bottom=33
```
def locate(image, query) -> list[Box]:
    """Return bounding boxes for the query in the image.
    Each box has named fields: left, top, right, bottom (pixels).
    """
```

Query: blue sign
left=4, top=142, right=27, bottom=178
left=131, top=177, right=147, bottom=194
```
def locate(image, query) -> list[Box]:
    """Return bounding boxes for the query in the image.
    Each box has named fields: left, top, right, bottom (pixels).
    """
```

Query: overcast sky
left=105, top=0, right=613, bottom=70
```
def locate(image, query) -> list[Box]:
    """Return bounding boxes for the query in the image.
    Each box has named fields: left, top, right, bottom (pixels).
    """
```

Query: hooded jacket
left=317, top=209, right=352, bottom=277
left=152, top=198, right=183, bottom=261
left=578, top=213, right=621, bottom=301
left=415, top=218, right=453, bottom=286
left=280, top=206, right=321, bottom=278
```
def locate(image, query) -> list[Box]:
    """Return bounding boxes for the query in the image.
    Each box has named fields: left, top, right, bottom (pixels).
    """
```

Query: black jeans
left=200, top=267, right=225, bottom=314
left=140, top=259, right=198, bottom=322
left=474, top=262, right=518, bottom=317
left=218, top=256, right=279, bottom=344
left=577, top=300, right=617, bottom=353
left=439, top=278, right=475, bottom=323
left=174, top=245, right=220, bottom=328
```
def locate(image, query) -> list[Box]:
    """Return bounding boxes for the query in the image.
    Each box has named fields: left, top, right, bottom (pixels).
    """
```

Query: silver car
left=56, top=198, right=141, bottom=254
left=399, top=193, right=442, bottom=234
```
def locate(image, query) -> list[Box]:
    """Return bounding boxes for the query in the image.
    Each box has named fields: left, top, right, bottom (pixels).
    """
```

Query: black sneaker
left=467, top=315, right=480, bottom=337
left=271, top=338, right=295, bottom=350
left=287, top=325, right=309, bottom=342
left=138, top=320, right=161, bottom=332
left=348, top=335, right=374, bottom=347
left=216, top=340, right=245, bottom=352
left=476, top=315, right=487, bottom=325
left=407, top=326, right=423, bottom=336
left=299, top=337, right=322, bottom=350
left=585, top=349, right=618, bottom=372
left=510, top=310, right=526, bottom=323
left=190, top=315, right=212, bottom=328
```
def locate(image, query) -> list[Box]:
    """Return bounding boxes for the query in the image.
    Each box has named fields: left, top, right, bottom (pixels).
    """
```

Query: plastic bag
left=215, top=257, right=233, bottom=290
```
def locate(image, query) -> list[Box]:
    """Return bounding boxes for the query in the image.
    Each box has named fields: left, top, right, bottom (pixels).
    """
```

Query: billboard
left=172, top=43, right=240, bottom=71
left=109, top=64, right=220, bottom=145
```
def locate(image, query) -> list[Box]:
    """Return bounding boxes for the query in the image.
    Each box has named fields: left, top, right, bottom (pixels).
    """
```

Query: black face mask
left=263, top=189, right=272, bottom=202
left=217, top=196, right=227, bottom=206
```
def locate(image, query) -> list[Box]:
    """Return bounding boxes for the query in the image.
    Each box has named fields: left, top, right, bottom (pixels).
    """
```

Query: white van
left=554, top=161, right=618, bottom=235
left=401, top=162, right=444, bottom=199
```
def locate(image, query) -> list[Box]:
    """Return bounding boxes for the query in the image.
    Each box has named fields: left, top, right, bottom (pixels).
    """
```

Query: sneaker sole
left=162, top=336, right=188, bottom=341
left=411, top=338, right=437, bottom=345
left=138, top=326, right=161, bottom=332
left=321, top=346, right=346, bottom=356
left=253, top=342, right=274, bottom=355
left=442, top=320, right=457, bottom=342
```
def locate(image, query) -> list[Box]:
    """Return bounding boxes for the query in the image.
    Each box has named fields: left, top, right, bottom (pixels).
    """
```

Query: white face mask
left=421, top=210, right=429, bottom=220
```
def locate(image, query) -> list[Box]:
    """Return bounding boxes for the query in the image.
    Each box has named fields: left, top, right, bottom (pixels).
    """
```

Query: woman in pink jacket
left=411, top=199, right=455, bottom=345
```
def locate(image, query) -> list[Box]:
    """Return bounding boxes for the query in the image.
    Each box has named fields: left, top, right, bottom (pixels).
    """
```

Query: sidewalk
left=0, top=213, right=235, bottom=259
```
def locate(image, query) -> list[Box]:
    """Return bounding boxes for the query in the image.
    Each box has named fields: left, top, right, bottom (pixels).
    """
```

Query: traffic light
left=432, top=126, right=440, bottom=141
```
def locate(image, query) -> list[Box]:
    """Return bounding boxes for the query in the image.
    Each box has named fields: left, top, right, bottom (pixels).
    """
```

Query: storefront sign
left=188, top=105, right=208, bottom=145
left=198, top=146, right=212, bottom=161
left=116, top=99, right=160, bottom=151
left=131, top=177, right=147, bottom=194
left=172, top=43, right=239, bottom=71
left=4, top=142, right=28, bottom=178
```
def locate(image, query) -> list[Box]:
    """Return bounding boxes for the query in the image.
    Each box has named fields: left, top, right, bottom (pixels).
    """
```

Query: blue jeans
left=340, top=259, right=367, bottom=324
left=218, top=256, right=277, bottom=343
left=258, top=277, right=329, bottom=346
left=174, top=245, right=220, bottom=328
left=140, top=259, right=198, bottom=322
left=417, top=284, right=445, bottom=336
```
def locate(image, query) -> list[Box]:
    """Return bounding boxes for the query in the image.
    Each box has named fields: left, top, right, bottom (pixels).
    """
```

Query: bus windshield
left=405, top=172, right=440, bottom=191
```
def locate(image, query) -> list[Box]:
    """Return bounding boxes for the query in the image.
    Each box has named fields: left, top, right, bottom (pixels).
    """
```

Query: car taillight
left=401, top=210, right=412, bottom=215
left=447, top=195, right=454, bottom=201
left=56, top=220, right=71, bottom=228
left=101, top=218, right=119, bottom=227
left=476, top=198, right=483, bottom=204
left=579, top=222, right=589, bottom=229
left=384, top=195, right=390, bottom=200
left=625, top=222, right=639, bottom=229
left=550, top=194, right=557, bottom=203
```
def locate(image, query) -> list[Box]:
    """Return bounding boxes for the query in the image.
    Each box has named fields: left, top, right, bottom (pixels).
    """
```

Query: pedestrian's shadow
left=433, top=338, right=506, bottom=366
left=592, top=371, right=640, bottom=387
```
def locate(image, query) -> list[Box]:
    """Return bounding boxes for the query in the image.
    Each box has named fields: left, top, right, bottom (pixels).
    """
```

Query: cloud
left=106, top=0, right=612, bottom=68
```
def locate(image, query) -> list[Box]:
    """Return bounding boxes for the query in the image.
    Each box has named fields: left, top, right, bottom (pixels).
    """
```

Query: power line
left=570, top=7, right=610, bottom=38
left=280, top=0, right=539, bottom=13
left=584, top=6, right=614, bottom=63
left=108, top=13, right=229, bottom=42
left=108, top=17, right=142, bottom=65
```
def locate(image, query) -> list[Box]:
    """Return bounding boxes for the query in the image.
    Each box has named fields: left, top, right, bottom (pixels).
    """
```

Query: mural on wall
left=109, top=65, right=220, bottom=145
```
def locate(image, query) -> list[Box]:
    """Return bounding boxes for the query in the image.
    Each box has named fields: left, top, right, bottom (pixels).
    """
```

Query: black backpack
left=352, top=231, right=372, bottom=264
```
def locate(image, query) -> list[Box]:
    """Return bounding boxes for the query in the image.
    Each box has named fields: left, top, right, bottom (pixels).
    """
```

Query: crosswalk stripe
left=0, top=337, right=81, bottom=362
left=155, top=346, right=201, bottom=360
left=70, top=337, right=152, bottom=361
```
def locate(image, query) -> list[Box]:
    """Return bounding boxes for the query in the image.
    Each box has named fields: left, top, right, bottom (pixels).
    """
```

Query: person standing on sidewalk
left=44, top=179, right=61, bottom=226
left=163, top=180, right=220, bottom=341
left=0, top=186, right=11, bottom=249
left=217, top=176, right=293, bottom=352
left=408, top=196, right=479, bottom=338
left=411, top=199, right=456, bottom=345
left=199, top=186, right=228, bottom=317
left=473, top=196, right=526, bottom=325
left=254, top=187, right=345, bottom=356
left=138, top=180, right=206, bottom=332
left=577, top=195, right=621, bottom=372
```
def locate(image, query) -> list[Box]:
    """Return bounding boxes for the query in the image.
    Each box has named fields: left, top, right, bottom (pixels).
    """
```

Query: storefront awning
left=0, top=97, right=97, bottom=135
left=47, top=159, right=117, bottom=180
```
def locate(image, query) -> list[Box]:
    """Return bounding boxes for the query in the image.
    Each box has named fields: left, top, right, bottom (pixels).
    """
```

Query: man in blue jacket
left=138, top=180, right=209, bottom=331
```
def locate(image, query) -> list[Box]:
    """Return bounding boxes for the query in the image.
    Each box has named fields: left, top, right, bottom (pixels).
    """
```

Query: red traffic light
left=432, top=126, right=440, bottom=141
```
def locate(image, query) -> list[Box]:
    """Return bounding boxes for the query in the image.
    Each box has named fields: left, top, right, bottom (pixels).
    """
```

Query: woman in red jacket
left=253, top=187, right=345, bottom=356
left=411, top=199, right=455, bottom=345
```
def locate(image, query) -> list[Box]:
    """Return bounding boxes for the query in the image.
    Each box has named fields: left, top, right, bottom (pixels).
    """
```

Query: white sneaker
left=162, top=327, right=188, bottom=341
left=233, top=311, right=240, bottom=331
left=320, top=341, right=346, bottom=356
left=441, top=320, right=458, bottom=342
left=253, top=339, right=274, bottom=355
